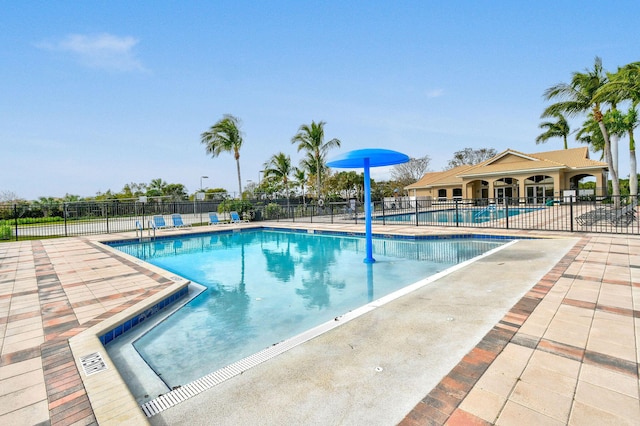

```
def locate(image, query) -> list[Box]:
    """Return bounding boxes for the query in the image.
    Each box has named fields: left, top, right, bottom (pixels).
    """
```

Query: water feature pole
left=327, top=148, right=409, bottom=264
left=363, top=157, right=373, bottom=262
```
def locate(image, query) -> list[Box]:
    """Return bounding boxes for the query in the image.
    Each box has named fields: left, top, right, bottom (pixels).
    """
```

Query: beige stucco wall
left=408, top=167, right=607, bottom=200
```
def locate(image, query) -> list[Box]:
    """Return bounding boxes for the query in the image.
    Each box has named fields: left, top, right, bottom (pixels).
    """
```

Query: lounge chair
left=151, top=215, right=170, bottom=230
left=611, top=204, right=636, bottom=226
left=171, top=214, right=191, bottom=228
left=575, top=207, right=609, bottom=226
left=230, top=211, right=249, bottom=223
left=208, top=212, right=227, bottom=225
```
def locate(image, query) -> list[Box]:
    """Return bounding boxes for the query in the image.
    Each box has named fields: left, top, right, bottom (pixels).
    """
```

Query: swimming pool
left=379, top=206, right=542, bottom=224
left=108, top=229, right=511, bottom=401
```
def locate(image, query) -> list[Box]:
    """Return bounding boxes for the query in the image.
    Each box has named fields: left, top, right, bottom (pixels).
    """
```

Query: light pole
left=258, top=170, right=265, bottom=200
left=200, top=176, right=209, bottom=192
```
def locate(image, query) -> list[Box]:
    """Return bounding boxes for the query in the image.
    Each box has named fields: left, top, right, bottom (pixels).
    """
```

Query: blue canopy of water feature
left=327, top=148, right=410, bottom=263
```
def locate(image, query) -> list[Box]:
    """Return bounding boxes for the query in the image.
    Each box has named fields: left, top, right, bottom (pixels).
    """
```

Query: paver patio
left=0, top=225, right=638, bottom=425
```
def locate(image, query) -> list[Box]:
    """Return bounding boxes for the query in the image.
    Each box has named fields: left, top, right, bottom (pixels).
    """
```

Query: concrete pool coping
left=67, top=241, right=194, bottom=425
left=1, top=223, right=638, bottom=425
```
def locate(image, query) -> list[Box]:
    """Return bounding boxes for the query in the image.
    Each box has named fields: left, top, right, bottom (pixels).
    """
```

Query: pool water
left=379, top=206, right=541, bottom=224
left=111, top=230, right=507, bottom=388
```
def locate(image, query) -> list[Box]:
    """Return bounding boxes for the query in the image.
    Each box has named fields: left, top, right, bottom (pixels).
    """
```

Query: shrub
left=0, top=225, right=11, bottom=240
left=295, top=204, right=310, bottom=217
left=217, top=200, right=253, bottom=215
left=0, top=217, right=63, bottom=226
left=264, top=203, right=283, bottom=220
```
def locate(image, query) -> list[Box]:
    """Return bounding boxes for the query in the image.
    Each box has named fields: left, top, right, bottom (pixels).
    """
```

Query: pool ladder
left=135, top=221, right=155, bottom=241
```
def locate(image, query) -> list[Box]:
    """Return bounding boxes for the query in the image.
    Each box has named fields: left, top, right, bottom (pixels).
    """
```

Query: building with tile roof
left=405, top=147, right=608, bottom=203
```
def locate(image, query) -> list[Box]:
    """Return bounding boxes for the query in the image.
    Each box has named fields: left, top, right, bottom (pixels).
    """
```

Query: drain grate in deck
left=79, top=352, right=108, bottom=376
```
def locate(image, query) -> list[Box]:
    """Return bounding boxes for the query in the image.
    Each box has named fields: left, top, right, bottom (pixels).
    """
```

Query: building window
left=525, top=175, right=553, bottom=184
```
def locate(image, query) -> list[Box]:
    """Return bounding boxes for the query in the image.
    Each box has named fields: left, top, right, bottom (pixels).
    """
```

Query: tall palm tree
left=603, top=109, right=629, bottom=177
left=200, top=114, right=244, bottom=198
left=576, top=115, right=605, bottom=159
left=543, top=57, right=620, bottom=202
left=536, top=112, right=570, bottom=149
left=622, top=108, right=639, bottom=201
left=596, top=62, right=640, bottom=201
left=147, top=178, right=167, bottom=197
left=291, top=120, right=341, bottom=200
left=293, top=167, right=308, bottom=208
left=263, top=152, right=293, bottom=204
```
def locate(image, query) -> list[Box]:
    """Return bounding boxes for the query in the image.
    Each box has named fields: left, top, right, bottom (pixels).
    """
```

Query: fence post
left=13, top=204, right=18, bottom=241
left=354, top=203, right=358, bottom=225
left=569, top=196, right=574, bottom=232
left=63, top=203, right=68, bottom=237
left=505, top=199, right=510, bottom=229
left=382, top=199, right=386, bottom=226
left=415, top=198, right=419, bottom=226
left=106, top=202, right=110, bottom=234
left=455, top=199, right=460, bottom=227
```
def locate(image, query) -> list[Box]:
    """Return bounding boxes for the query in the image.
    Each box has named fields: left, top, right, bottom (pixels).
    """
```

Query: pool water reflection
left=111, top=230, right=507, bottom=388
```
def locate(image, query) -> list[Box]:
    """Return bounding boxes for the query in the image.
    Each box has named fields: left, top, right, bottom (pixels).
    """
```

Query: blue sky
left=2, top=1, right=639, bottom=200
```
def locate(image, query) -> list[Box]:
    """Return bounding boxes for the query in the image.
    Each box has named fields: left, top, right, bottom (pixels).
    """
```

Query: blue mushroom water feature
left=327, top=148, right=410, bottom=263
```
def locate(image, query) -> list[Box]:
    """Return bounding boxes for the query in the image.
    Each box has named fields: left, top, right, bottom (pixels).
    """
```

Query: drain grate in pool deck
left=80, top=352, right=108, bottom=376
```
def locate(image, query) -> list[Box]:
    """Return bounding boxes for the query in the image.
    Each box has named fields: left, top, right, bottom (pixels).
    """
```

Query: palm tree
left=291, top=120, right=341, bottom=201
left=263, top=152, right=293, bottom=205
left=596, top=62, right=640, bottom=201
left=622, top=108, right=639, bottom=202
left=603, top=109, right=629, bottom=177
left=543, top=57, right=620, bottom=202
left=201, top=114, right=244, bottom=198
left=299, top=152, right=319, bottom=187
left=536, top=112, right=570, bottom=149
left=293, top=167, right=308, bottom=209
left=575, top=115, right=605, bottom=159
left=147, top=178, right=167, bottom=197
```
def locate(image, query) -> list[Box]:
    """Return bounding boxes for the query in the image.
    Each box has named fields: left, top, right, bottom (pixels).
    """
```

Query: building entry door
left=526, top=185, right=553, bottom=204
left=495, top=187, right=515, bottom=203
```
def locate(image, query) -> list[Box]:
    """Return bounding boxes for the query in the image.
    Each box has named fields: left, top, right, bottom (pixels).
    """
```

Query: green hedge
left=0, top=217, right=63, bottom=226
left=264, top=203, right=283, bottom=219
left=217, top=200, right=253, bottom=215
left=0, top=225, right=11, bottom=240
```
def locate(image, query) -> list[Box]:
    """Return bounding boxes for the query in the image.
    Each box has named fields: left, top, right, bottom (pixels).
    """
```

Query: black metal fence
left=1, top=196, right=638, bottom=241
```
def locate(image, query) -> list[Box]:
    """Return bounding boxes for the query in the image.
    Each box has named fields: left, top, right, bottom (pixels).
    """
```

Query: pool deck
left=0, top=223, right=638, bottom=425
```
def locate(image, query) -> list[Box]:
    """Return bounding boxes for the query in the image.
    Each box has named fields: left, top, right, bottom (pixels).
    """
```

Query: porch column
left=553, top=172, right=562, bottom=196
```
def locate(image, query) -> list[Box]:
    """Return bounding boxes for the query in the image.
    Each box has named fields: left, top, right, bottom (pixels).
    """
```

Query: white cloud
left=425, top=88, right=444, bottom=98
left=36, top=33, right=146, bottom=72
